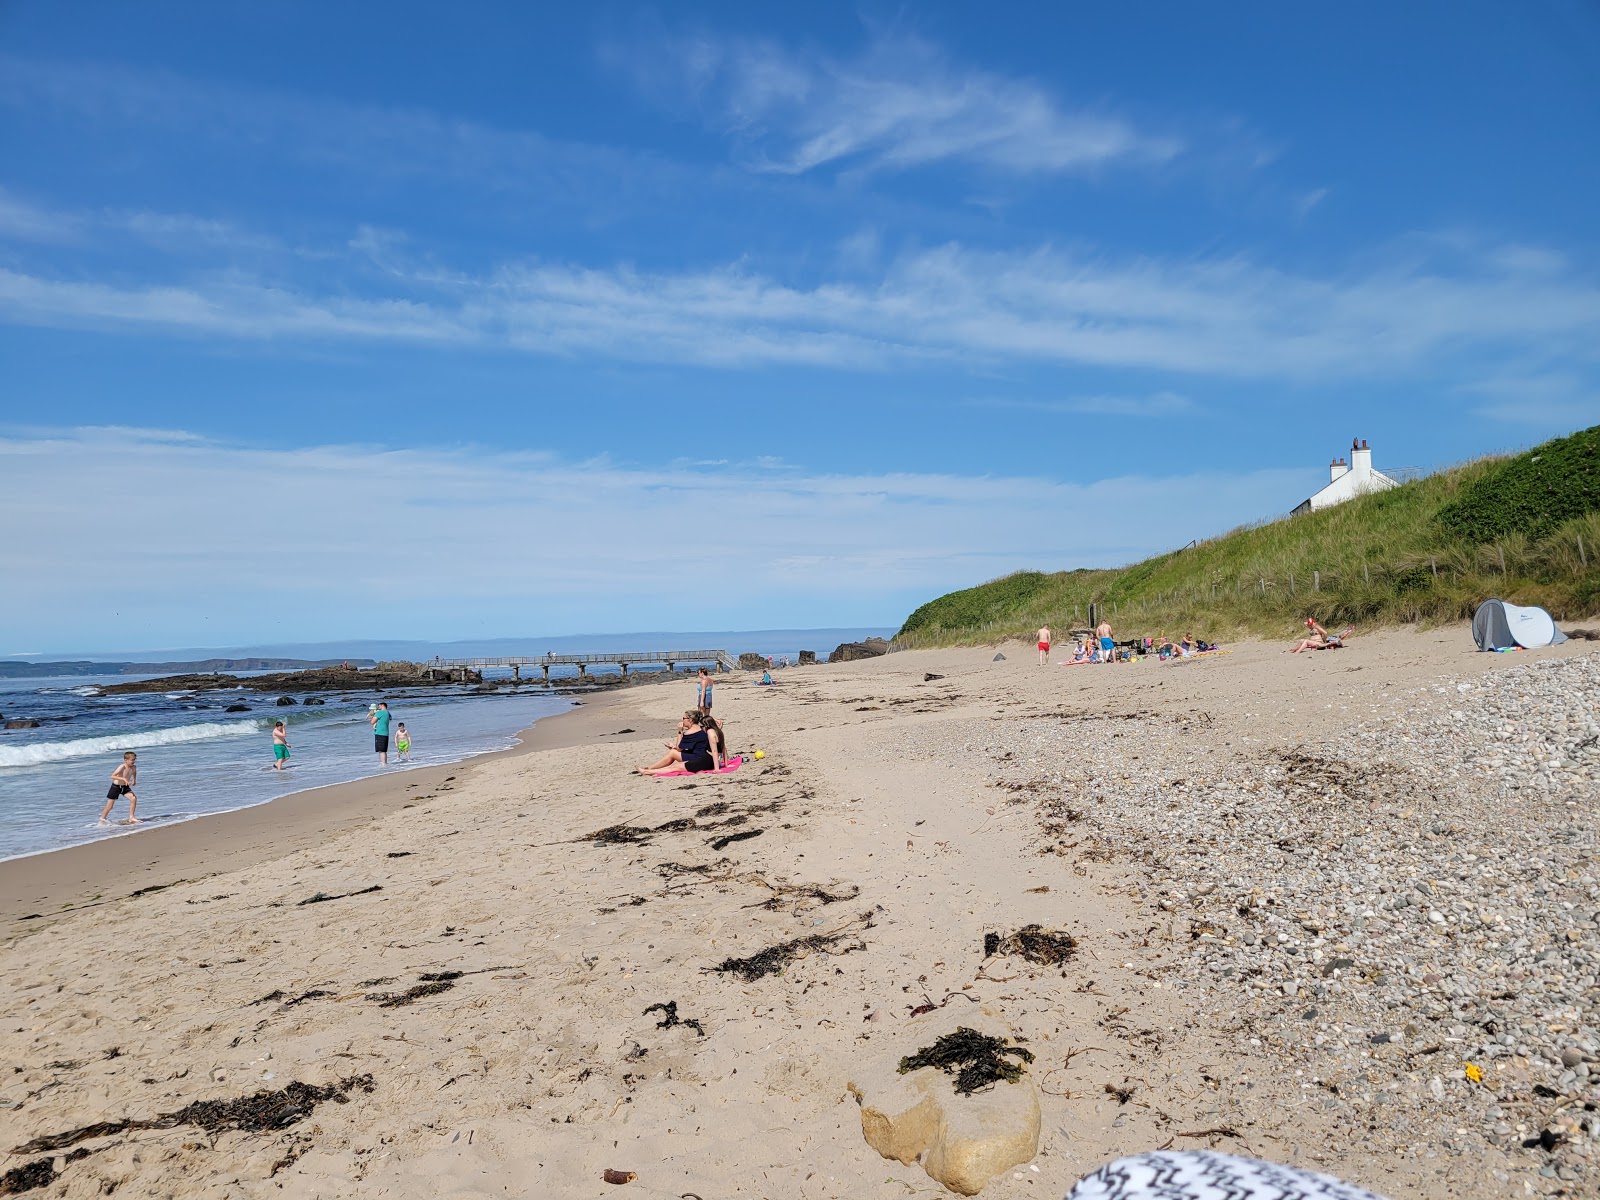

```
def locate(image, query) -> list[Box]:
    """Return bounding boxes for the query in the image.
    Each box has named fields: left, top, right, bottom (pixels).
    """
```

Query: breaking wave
left=0, top=721, right=260, bottom=767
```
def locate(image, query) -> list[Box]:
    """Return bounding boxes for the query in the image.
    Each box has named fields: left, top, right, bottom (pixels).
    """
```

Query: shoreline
left=0, top=686, right=652, bottom=923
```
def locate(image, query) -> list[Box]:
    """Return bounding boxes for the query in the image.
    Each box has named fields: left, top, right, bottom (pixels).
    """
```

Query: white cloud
left=0, top=427, right=1310, bottom=646
left=1, top=223, right=1595, bottom=383
left=631, top=33, right=1180, bottom=176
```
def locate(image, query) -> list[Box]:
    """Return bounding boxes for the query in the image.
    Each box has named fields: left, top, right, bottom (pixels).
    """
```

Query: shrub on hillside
left=1437, top=425, right=1600, bottom=542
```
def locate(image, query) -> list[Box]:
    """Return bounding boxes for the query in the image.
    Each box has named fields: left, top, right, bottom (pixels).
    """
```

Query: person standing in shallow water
left=99, top=751, right=141, bottom=824
left=370, top=701, right=392, bottom=765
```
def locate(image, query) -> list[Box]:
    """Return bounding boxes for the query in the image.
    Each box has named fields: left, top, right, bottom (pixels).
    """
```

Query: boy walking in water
left=271, top=721, right=291, bottom=770
left=370, top=701, right=392, bottom=764
left=99, top=752, right=141, bottom=824
left=395, top=722, right=412, bottom=761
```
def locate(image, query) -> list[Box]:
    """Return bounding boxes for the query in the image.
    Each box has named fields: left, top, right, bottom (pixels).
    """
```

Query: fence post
left=1430, top=557, right=1437, bottom=580
left=1497, top=545, right=1506, bottom=575
left=1363, top=563, right=1369, bottom=585
left=1579, top=536, right=1587, bottom=568
left=1313, top=570, right=1320, bottom=592
left=1259, top=578, right=1265, bottom=595
left=1290, top=572, right=1295, bottom=595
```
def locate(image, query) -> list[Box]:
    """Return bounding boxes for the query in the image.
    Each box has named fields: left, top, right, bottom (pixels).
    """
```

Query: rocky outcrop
left=224, top=703, right=250, bottom=713
left=828, top=637, right=891, bottom=664
left=847, top=1009, right=1040, bottom=1195
left=738, top=652, right=768, bottom=671
left=101, top=664, right=475, bottom=696
left=275, top=696, right=297, bottom=706
left=4, top=719, right=40, bottom=729
left=797, top=650, right=817, bottom=665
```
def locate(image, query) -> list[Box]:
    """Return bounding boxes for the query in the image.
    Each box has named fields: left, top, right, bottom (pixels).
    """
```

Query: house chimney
left=1330, top=456, right=1348, bottom=483
left=1351, top=438, right=1372, bottom=477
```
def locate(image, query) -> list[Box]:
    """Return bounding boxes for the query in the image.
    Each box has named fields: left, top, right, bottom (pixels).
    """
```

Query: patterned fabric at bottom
left=1066, top=1151, right=1391, bottom=1200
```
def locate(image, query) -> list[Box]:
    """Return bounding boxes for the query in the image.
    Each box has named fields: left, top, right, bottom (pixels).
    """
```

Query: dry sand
left=1, top=627, right=1593, bottom=1198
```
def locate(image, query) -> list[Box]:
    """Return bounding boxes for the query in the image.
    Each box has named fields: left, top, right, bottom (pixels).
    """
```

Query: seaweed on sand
left=10, top=1076, right=375, bottom=1156
left=898, top=1028, right=1034, bottom=1096
left=297, top=885, right=382, bottom=906
left=1, top=1149, right=89, bottom=1195
left=706, top=927, right=867, bottom=982
left=708, top=828, right=762, bottom=852
left=643, top=1000, right=705, bottom=1037
left=582, top=824, right=656, bottom=845
left=989, top=924, right=1078, bottom=965
left=367, top=979, right=454, bottom=1007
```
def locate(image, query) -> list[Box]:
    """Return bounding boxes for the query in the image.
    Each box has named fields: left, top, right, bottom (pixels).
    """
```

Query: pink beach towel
left=652, top=755, right=744, bottom=779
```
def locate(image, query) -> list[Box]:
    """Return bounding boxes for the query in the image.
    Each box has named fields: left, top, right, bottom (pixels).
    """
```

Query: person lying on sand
left=1290, top=618, right=1353, bottom=653
left=636, top=711, right=717, bottom=775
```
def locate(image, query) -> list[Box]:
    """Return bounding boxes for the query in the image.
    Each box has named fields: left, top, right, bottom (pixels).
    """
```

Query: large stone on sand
left=847, top=1008, right=1040, bottom=1195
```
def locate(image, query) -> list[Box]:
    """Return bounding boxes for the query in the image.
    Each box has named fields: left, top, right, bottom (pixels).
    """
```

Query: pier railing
left=430, top=650, right=737, bottom=681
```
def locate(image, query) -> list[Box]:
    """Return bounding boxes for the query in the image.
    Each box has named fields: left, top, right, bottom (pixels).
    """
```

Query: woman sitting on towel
left=636, top=711, right=717, bottom=775
left=700, top=709, right=727, bottom=770
left=1289, top=618, right=1345, bottom=653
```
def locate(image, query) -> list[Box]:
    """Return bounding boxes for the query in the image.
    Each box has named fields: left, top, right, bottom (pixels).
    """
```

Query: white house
left=1291, top=437, right=1399, bottom=515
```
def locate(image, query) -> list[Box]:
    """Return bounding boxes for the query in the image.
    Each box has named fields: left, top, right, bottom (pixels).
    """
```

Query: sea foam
left=0, top=721, right=260, bottom=767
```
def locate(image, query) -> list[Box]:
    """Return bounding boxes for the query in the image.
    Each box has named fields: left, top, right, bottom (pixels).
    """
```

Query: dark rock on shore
left=225, top=703, right=251, bottom=713
left=303, top=697, right=325, bottom=706
left=738, top=653, right=768, bottom=671
left=276, top=696, right=298, bottom=706
left=5, top=719, right=41, bottom=729
left=798, top=650, right=817, bottom=665
left=828, top=637, right=890, bottom=664
left=100, top=664, right=480, bottom=696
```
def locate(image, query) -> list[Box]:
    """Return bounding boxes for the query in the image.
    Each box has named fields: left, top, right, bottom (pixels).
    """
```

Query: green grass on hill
left=897, top=425, right=1600, bottom=646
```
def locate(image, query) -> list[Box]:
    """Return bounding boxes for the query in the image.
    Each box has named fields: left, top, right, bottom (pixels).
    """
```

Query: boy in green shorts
left=272, top=721, right=291, bottom=770
left=395, top=722, right=411, bottom=761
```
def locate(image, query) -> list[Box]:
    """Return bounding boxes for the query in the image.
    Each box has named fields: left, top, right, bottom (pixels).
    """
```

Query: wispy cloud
left=625, top=32, right=1180, bottom=177
left=971, top=391, right=1195, bottom=417
left=1, top=209, right=1595, bottom=383
left=0, top=427, right=1309, bottom=645
left=1460, top=371, right=1600, bottom=427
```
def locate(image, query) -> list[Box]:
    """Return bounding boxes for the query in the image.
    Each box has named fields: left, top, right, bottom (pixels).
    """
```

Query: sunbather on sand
left=636, top=711, right=717, bottom=775
left=1290, top=618, right=1351, bottom=653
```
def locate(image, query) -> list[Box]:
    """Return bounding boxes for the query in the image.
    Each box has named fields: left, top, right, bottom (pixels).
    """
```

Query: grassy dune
left=897, top=425, right=1600, bottom=646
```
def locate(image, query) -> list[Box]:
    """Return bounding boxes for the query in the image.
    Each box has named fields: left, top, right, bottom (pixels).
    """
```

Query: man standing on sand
left=99, top=751, right=142, bottom=824
left=1096, top=618, right=1116, bottom=664
left=1037, top=625, right=1051, bottom=665
left=370, top=701, right=392, bottom=765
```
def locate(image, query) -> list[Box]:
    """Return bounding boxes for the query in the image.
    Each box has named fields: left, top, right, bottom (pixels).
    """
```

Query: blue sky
left=2, top=1, right=1597, bottom=653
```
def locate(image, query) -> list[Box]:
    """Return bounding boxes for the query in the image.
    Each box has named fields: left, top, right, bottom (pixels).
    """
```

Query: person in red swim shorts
left=1037, top=624, right=1051, bottom=665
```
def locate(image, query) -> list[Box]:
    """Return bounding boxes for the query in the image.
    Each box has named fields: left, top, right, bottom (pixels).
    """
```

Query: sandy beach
left=3, top=627, right=1597, bottom=1198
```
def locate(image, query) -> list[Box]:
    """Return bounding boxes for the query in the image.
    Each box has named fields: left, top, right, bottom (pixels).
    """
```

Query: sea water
left=0, top=675, right=571, bottom=860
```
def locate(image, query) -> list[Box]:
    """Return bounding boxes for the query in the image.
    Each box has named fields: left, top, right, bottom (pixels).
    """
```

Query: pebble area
left=971, top=651, right=1598, bottom=1194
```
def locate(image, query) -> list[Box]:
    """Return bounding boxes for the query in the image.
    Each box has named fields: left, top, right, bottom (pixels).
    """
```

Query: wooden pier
left=426, top=649, right=737, bottom=683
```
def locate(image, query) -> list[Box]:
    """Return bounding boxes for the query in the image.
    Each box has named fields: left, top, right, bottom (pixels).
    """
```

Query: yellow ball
left=753, top=750, right=765, bottom=760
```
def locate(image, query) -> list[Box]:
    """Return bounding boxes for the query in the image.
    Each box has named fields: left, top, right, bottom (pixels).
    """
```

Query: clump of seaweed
left=707, top=930, right=865, bottom=982
left=2, top=1148, right=89, bottom=1195
left=582, top=824, right=655, bottom=845
left=986, top=924, right=1078, bottom=965
left=297, top=885, right=381, bottom=906
left=368, top=980, right=454, bottom=1007
left=250, top=989, right=333, bottom=1011
left=898, top=1028, right=1034, bottom=1096
left=643, top=1000, right=705, bottom=1037
left=11, top=1076, right=375, bottom=1156
left=708, top=828, right=763, bottom=851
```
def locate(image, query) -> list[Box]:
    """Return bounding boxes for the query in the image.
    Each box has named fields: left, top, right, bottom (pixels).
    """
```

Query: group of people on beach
left=96, top=699, right=414, bottom=825
left=1038, top=621, right=1212, bottom=665
left=635, top=666, right=729, bottom=776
